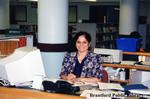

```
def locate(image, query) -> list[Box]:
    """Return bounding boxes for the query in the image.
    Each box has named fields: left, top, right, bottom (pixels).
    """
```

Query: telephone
left=42, top=80, right=80, bottom=94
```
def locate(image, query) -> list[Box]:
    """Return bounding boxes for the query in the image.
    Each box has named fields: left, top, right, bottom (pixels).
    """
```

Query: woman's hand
left=60, top=73, right=77, bottom=83
left=76, top=77, right=101, bottom=84
left=67, top=73, right=76, bottom=82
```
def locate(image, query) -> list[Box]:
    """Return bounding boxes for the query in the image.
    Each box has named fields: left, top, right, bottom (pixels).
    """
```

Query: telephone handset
left=42, top=80, right=80, bottom=94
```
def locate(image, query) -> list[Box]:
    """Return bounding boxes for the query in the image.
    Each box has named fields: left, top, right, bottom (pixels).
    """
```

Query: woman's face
left=76, top=35, right=90, bottom=53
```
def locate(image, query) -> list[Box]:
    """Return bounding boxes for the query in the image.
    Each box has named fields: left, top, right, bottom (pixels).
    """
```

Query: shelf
left=96, top=40, right=115, bottom=43
left=96, top=32, right=117, bottom=35
left=96, top=23, right=118, bottom=49
left=110, top=79, right=130, bottom=83
left=123, top=51, right=150, bottom=57
left=102, top=63, right=150, bottom=71
left=103, top=63, right=150, bottom=84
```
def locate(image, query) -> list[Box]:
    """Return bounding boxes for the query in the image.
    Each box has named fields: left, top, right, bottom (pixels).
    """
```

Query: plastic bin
left=116, top=38, right=141, bottom=52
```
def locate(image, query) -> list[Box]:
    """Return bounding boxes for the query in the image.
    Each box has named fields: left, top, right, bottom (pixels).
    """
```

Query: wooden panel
left=102, top=63, right=150, bottom=71
left=123, top=51, right=150, bottom=57
left=0, top=40, right=19, bottom=57
left=0, top=87, right=85, bottom=99
left=0, top=87, right=138, bottom=99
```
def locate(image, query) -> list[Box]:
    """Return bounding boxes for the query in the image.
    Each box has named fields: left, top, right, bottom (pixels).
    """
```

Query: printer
left=94, top=48, right=123, bottom=63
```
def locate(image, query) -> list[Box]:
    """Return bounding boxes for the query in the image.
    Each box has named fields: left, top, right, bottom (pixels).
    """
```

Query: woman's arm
left=76, top=77, right=101, bottom=84
left=61, top=75, right=101, bottom=84
left=59, top=52, right=74, bottom=79
left=60, top=73, right=77, bottom=82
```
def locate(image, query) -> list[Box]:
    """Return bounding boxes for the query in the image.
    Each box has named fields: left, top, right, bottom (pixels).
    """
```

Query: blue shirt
left=73, top=56, right=86, bottom=77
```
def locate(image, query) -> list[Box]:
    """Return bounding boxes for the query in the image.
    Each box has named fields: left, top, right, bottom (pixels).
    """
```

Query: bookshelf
left=70, top=23, right=118, bottom=49
left=89, top=5, right=119, bottom=49
left=95, top=23, right=118, bottom=49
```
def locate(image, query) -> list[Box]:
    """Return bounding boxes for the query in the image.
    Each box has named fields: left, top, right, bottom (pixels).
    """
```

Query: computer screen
left=0, top=47, right=46, bottom=86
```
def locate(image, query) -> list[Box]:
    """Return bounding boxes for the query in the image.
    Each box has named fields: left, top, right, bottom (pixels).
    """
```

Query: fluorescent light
left=84, top=0, right=97, bottom=2
left=28, top=0, right=97, bottom=2
left=28, top=0, right=38, bottom=1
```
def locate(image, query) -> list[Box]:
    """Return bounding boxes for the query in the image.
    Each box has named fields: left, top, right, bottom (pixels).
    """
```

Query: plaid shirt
left=60, top=51, right=103, bottom=79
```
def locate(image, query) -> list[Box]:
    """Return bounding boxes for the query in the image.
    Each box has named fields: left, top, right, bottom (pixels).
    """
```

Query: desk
left=102, top=51, right=150, bottom=71
left=102, top=63, right=150, bottom=71
left=102, top=63, right=150, bottom=84
left=0, top=87, right=85, bottom=99
left=0, top=87, right=139, bottom=99
left=123, top=52, right=150, bottom=57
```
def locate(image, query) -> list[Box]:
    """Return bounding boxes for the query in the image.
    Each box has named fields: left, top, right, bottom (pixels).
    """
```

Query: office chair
left=101, top=69, right=109, bottom=83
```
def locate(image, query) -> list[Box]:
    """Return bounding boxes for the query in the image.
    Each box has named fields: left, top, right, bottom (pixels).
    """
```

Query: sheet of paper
left=129, top=89, right=150, bottom=95
left=98, top=82, right=124, bottom=91
left=121, top=61, right=136, bottom=65
left=73, top=82, right=98, bottom=90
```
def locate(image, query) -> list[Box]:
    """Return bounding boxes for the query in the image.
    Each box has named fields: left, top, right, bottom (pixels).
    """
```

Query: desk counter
left=123, top=52, right=150, bottom=57
left=102, top=63, right=150, bottom=71
left=0, top=87, right=85, bottom=99
left=0, top=87, right=140, bottom=99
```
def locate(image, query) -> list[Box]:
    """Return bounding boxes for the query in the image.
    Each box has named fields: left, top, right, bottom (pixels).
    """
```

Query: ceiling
left=69, top=0, right=119, bottom=2
left=71, top=0, right=150, bottom=2
left=10, top=0, right=150, bottom=3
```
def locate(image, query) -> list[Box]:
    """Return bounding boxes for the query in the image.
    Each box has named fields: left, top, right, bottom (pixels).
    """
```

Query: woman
left=60, top=31, right=103, bottom=84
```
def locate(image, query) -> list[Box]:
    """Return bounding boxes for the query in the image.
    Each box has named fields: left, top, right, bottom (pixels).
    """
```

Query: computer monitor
left=0, top=47, right=46, bottom=85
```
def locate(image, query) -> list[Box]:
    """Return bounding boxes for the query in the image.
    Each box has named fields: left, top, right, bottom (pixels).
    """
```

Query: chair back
left=101, top=69, right=109, bottom=83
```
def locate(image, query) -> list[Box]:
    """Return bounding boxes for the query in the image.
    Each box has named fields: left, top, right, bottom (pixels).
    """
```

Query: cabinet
left=0, top=35, right=33, bottom=58
left=0, top=40, right=19, bottom=58
left=89, top=5, right=119, bottom=49
left=96, top=23, right=118, bottom=49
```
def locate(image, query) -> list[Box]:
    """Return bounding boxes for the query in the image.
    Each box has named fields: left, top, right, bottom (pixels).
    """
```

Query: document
left=73, top=82, right=98, bottom=90
left=129, top=89, right=150, bottom=95
left=98, top=82, right=124, bottom=91
left=121, top=61, right=136, bottom=65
